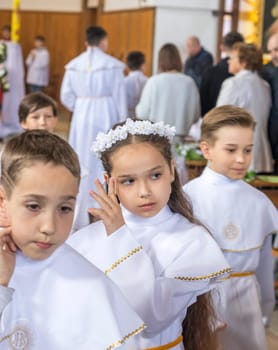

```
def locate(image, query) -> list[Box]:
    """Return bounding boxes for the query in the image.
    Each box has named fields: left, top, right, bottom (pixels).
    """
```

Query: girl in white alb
left=68, top=118, right=231, bottom=350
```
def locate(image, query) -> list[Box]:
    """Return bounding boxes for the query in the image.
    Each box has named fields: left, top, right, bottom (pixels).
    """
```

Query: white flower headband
left=91, top=118, right=176, bottom=158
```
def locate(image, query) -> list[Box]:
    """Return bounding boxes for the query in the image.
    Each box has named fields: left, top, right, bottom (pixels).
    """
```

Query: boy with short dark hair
left=125, top=51, right=148, bottom=117
left=18, top=92, right=58, bottom=132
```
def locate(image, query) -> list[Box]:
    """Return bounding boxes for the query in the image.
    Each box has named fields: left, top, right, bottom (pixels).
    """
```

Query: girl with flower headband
left=68, top=118, right=231, bottom=350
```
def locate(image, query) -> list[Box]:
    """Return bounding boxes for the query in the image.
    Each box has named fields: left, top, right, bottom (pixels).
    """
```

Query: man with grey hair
left=184, top=36, right=213, bottom=89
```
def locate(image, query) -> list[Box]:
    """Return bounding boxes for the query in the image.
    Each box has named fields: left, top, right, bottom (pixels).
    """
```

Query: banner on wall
left=11, top=0, right=20, bottom=42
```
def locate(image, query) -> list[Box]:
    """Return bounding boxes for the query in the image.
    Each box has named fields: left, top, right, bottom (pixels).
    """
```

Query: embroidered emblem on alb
left=91, top=118, right=176, bottom=158
left=223, top=223, right=239, bottom=240
left=8, top=321, right=33, bottom=350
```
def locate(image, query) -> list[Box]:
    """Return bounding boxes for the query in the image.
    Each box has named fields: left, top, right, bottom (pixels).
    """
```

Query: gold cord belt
left=220, top=271, right=254, bottom=281
left=230, top=271, right=254, bottom=277
left=145, top=335, right=183, bottom=350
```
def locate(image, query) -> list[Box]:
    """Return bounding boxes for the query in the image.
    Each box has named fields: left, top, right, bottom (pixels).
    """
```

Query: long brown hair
left=100, top=120, right=217, bottom=350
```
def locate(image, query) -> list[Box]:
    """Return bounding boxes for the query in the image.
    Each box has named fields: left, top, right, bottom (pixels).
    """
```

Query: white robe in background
left=124, top=70, right=148, bottom=117
left=183, top=167, right=278, bottom=350
left=136, top=72, right=200, bottom=138
left=26, top=47, right=49, bottom=87
left=68, top=205, right=231, bottom=349
left=60, top=47, right=127, bottom=231
left=0, top=244, right=144, bottom=350
left=0, top=41, right=25, bottom=138
left=216, top=70, right=273, bottom=173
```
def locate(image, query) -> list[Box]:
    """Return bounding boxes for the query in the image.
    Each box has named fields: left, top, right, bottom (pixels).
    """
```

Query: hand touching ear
left=89, top=178, right=125, bottom=236
left=0, top=226, right=17, bottom=286
left=0, top=203, right=10, bottom=228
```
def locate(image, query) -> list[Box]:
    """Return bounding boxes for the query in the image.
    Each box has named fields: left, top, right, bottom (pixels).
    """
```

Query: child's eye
left=59, top=205, right=73, bottom=214
left=26, top=203, right=40, bottom=211
left=120, top=178, right=134, bottom=185
left=150, top=172, right=161, bottom=180
left=46, top=115, right=54, bottom=119
left=226, top=149, right=235, bottom=153
left=31, top=115, right=39, bottom=120
left=245, top=148, right=252, bottom=154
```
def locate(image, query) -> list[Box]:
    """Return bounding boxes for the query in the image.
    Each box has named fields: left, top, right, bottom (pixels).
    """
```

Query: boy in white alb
left=25, top=35, right=50, bottom=93
left=60, top=25, right=127, bottom=231
left=0, top=130, right=144, bottom=349
left=124, top=51, right=148, bottom=117
left=183, top=105, right=278, bottom=350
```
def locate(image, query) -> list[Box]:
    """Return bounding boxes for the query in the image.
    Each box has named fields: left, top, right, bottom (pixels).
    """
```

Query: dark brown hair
left=18, top=92, right=58, bottom=123
left=100, top=119, right=217, bottom=350
left=232, top=42, right=262, bottom=71
left=126, top=51, right=145, bottom=70
left=158, top=43, right=182, bottom=72
left=1, top=130, right=80, bottom=198
left=201, top=105, right=256, bottom=145
left=86, top=26, right=107, bottom=46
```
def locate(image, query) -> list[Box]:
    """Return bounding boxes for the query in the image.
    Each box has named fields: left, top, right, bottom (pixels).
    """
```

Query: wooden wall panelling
left=97, top=8, right=155, bottom=76
left=0, top=9, right=97, bottom=101
left=0, top=11, right=11, bottom=28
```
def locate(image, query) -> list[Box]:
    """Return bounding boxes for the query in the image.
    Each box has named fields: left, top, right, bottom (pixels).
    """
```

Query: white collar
left=122, top=205, right=173, bottom=227
left=201, top=166, right=241, bottom=185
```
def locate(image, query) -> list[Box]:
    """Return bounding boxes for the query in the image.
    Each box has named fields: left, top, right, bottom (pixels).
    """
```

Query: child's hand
left=0, top=227, right=17, bottom=286
left=88, top=178, right=125, bottom=236
left=0, top=205, right=10, bottom=227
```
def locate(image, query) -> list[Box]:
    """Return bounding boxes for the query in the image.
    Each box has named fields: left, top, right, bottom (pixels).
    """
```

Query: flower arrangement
left=175, top=143, right=205, bottom=161
left=0, top=42, right=9, bottom=93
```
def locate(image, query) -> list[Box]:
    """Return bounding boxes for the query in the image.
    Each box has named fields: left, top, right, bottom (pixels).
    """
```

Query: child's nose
left=39, top=211, right=56, bottom=236
left=137, top=181, right=151, bottom=198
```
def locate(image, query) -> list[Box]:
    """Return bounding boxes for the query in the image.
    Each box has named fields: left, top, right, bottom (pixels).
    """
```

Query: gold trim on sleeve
left=222, top=245, right=261, bottom=252
left=174, top=267, right=232, bottom=281
left=107, top=323, right=146, bottom=350
left=105, top=246, right=143, bottom=274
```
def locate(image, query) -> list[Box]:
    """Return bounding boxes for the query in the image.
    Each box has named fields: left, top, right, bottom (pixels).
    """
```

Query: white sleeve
left=0, top=285, right=14, bottom=316
left=25, top=51, right=33, bottom=66
left=255, top=235, right=275, bottom=325
left=112, top=69, right=128, bottom=121
left=189, top=80, right=201, bottom=123
left=216, top=78, right=238, bottom=106
left=135, top=79, right=153, bottom=119
left=32, top=51, right=49, bottom=69
left=60, top=69, right=76, bottom=112
left=96, top=225, right=230, bottom=337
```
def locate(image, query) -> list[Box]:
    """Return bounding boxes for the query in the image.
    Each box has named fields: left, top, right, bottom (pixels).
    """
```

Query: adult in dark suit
left=262, top=32, right=278, bottom=174
left=200, top=31, right=244, bottom=116
left=184, top=36, right=213, bottom=89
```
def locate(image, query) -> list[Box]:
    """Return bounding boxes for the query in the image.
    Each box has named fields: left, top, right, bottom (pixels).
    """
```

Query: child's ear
left=0, top=186, right=10, bottom=226
left=0, top=186, right=6, bottom=206
left=103, top=172, right=110, bottom=184
left=200, top=141, right=211, bottom=160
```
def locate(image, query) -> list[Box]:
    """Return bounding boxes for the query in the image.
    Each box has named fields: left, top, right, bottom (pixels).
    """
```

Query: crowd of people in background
left=0, top=21, right=277, bottom=350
